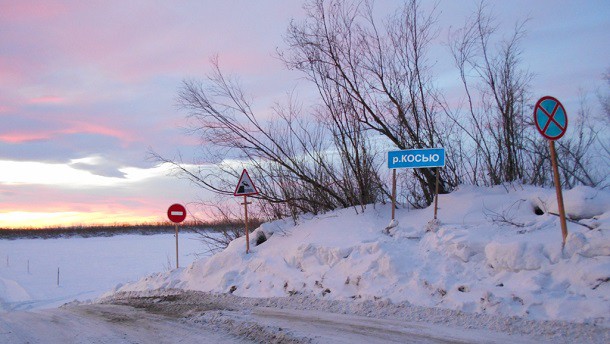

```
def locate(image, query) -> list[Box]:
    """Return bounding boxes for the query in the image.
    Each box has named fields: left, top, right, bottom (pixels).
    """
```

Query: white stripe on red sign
left=171, top=211, right=184, bottom=216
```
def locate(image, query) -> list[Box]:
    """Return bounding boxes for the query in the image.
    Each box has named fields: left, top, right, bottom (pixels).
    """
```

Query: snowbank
left=115, top=185, right=610, bottom=326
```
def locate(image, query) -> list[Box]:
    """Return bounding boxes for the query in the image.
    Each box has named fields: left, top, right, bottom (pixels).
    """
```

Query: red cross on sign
left=534, top=96, right=568, bottom=141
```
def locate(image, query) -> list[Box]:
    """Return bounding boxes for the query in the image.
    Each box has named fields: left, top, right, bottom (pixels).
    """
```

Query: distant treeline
left=0, top=220, right=259, bottom=240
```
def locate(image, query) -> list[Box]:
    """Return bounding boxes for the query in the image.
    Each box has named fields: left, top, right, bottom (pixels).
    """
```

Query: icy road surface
left=0, top=303, right=248, bottom=344
left=0, top=304, right=529, bottom=344
left=2, top=290, right=606, bottom=343
left=246, top=307, right=536, bottom=343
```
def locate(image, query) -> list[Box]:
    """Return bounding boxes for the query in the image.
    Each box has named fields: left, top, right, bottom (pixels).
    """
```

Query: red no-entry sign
left=167, top=203, right=187, bottom=223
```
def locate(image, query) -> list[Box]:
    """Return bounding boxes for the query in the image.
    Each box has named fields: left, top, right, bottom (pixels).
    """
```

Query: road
left=0, top=293, right=543, bottom=344
left=245, top=307, right=536, bottom=344
left=0, top=303, right=249, bottom=344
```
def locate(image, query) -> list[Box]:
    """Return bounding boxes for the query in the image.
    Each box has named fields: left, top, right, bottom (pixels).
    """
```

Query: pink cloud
left=0, top=119, right=135, bottom=145
left=0, top=2, right=68, bottom=22
left=0, top=132, right=52, bottom=144
left=1, top=1, right=296, bottom=85
left=63, top=120, right=136, bottom=145
left=28, top=96, right=66, bottom=104
left=1, top=184, right=151, bottom=213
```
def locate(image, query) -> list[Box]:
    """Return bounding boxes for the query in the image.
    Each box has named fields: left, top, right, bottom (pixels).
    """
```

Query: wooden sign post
left=242, top=195, right=252, bottom=254
left=234, top=169, right=259, bottom=254
left=534, top=96, right=569, bottom=246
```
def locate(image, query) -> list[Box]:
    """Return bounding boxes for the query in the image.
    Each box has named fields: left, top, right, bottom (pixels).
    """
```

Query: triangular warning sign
left=234, top=169, right=259, bottom=196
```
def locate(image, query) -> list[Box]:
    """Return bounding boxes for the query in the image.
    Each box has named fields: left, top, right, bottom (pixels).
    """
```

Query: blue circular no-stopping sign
left=534, top=96, right=568, bottom=140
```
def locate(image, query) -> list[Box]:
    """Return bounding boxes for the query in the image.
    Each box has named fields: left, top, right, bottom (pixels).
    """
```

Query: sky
left=1, top=0, right=608, bottom=228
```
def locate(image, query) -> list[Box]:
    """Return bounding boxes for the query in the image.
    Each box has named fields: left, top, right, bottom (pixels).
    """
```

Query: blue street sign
left=534, top=96, right=568, bottom=141
left=388, top=148, right=445, bottom=169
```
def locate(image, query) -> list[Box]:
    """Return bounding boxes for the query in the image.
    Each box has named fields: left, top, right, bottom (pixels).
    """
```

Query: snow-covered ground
left=1, top=184, right=609, bottom=343
left=0, top=232, right=206, bottom=311
left=117, top=185, right=610, bottom=327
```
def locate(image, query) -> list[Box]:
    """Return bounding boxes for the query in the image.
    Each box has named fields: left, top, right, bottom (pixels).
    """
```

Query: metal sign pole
left=391, top=169, right=396, bottom=221
left=549, top=141, right=568, bottom=246
left=175, top=223, right=179, bottom=268
left=434, top=167, right=440, bottom=220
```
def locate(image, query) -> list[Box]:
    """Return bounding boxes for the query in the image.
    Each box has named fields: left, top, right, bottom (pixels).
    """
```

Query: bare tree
left=185, top=198, right=254, bottom=254
left=153, top=55, right=388, bottom=224
left=447, top=4, right=610, bottom=190
left=555, top=98, right=595, bottom=187
left=281, top=0, right=452, bottom=206
left=157, top=0, right=607, bottom=244
left=447, top=1, right=533, bottom=186
left=601, top=69, right=610, bottom=120
left=597, top=70, right=610, bottom=184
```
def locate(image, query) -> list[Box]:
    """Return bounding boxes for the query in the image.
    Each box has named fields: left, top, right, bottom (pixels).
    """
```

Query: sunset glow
left=0, top=158, right=195, bottom=228
left=0, top=211, right=159, bottom=228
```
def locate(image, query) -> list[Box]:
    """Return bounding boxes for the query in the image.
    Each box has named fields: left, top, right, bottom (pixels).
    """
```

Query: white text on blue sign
left=388, top=148, right=445, bottom=169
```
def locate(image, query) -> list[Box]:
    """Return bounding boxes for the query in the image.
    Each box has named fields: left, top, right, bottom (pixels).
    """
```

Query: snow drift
left=115, top=185, right=610, bottom=326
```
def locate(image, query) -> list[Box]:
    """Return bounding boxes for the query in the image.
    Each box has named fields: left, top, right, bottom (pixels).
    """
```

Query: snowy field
left=0, top=232, right=208, bottom=311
